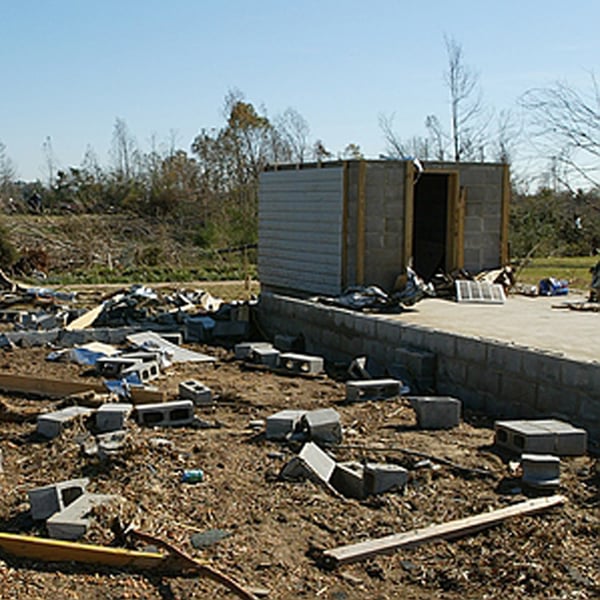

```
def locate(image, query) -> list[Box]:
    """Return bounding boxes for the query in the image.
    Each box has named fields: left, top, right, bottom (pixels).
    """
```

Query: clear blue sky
left=1, top=0, right=598, bottom=181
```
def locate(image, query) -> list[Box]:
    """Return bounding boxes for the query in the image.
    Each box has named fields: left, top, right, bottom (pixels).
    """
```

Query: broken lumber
left=0, top=373, right=166, bottom=404
left=320, top=494, right=566, bottom=569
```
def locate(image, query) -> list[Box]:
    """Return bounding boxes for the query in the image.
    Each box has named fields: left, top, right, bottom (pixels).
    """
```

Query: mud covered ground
left=0, top=290, right=597, bottom=599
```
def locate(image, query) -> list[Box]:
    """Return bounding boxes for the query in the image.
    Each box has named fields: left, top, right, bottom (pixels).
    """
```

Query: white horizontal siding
left=259, top=168, right=344, bottom=295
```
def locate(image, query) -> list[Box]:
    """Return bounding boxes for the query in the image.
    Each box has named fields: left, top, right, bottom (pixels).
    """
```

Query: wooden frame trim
left=500, top=164, right=511, bottom=264
left=356, top=160, right=367, bottom=285
left=341, top=161, right=349, bottom=289
left=403, top=161, right=415, bottom=268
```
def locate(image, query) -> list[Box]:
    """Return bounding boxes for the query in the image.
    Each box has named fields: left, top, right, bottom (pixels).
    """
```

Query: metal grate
left=455, top=280, right=506, bottom=304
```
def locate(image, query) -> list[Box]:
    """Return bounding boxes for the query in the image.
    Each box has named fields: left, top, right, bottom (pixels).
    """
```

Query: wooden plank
left=500, top=163, right=511, bottom=264
left=0, top=532, right=164, bottom=569
left=341, top=161, right=349, bottom=288
left=356, top=161, right=366, bottom=285
left=0, top=373, right=167, bottom=404
left=403, top=161, right=415, bottom=268
left=65, top=302, right=105, bottom=331
left=321, top=495, right=566, bottom=569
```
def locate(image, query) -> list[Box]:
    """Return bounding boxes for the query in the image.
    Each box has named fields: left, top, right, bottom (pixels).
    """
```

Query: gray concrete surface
left=391, top=294, right=596, bottom=363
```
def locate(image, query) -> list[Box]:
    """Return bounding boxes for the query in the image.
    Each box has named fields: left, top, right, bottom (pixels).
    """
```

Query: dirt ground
left=0, top=287, right=597, bottom=599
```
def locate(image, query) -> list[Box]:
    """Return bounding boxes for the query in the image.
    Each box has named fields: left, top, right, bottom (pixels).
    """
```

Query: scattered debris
left=539, top=277, right=569, bottom=296
left=455, top=280, right=506, bottom=304
left=409, top=396, right=461, bottom=430
left=346, top=379, right=406, bottom=402
left=520, top=453, right=560, bottom=490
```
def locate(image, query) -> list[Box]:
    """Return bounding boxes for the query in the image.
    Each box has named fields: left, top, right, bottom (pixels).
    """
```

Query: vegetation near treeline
left=0, top=38, right=598, bottom=285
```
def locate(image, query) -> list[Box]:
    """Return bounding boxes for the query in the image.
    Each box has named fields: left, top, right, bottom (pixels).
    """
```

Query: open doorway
left=412, top=173, right=450, bottom=281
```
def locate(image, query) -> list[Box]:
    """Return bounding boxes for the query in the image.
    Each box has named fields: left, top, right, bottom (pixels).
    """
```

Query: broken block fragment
left=330, top=462, right=365, bottom=499
left=346, top=379, right=404, bottom=402
left=136, top=400, right=194, bottom=427
left=279, top=441, right=336, bottom=486
left=95, top=403, right=133, bottom=433
left=37, top=406, right=95, bottom=439
left=278, top=352, right=324, bottom=375
left=28, top=478, right=89, bottom=521
left=266, top=409, right=307, bottom=441
left=46, top=493, right=116, bottom=540
left=302, top=408, right=342, bottom=445
left=410, top=396, right=461, bottom=429
left=179, top=379, right=213, bottom=406
left=520, top=453, right=560, bottom=490
left=364, top=463, right=409, bottom=495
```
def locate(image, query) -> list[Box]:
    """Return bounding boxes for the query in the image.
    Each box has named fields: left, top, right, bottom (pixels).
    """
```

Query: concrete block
left=46, top=493, right=116, bottom=540
left=234, top=341, right=274, bottom=360
left=122, top=360, right=160, bottom=384
left=302, top=408, right=342, bottom=444
left=28, top=478, right=89, bottom=521
left=410, top=396, right=461, bottom=429
left=250, top=346, right=280, bottom=368
left=280, top=441, right=336, bottom=484
left=96, top=356, right=143, bottom=378
left=330, top=462, right=365, bottom=499
left=278, top=353, right=324, bottom=375
left=136, top=400, right=194, bottom=427
left=37, top=406, right=94, bottom=439
left=266, top=409, right=307, bottom=440
left=521, top=453, right=560, bottom=490
left=346, top=379, right=404, bottom=402
left=494, top=419, right=587, bottom=456
left=95, top=403, right=133, bottom=432
left=179, top=380, right=213, bottom=406
left=364, top=463, right=409, bottom=495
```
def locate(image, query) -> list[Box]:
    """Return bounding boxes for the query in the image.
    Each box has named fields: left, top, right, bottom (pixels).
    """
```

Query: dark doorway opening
left=412, top=173, right=449, bottom=281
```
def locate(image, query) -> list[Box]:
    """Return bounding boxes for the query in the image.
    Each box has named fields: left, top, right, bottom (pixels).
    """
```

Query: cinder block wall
left=258, top=292, right=600, bottom=440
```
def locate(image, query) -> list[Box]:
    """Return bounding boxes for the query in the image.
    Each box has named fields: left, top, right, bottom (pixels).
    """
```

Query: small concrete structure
left=495, top=419, right=587, bottom=456
left=179, top=380, right=213, bottom=406
left=277, top=352, right=324, bottom=375
left=521, top=453, right=560, bottom=490
left=266, top=409, right=306, bottom=441
left=37, top=406, right=94, bottom=439
left=302, top=408, right=342, bottom=444
left=95, top=403, right=133, bottom=433
left=364, top=463, right=409, bottom=495
left=136, top=400, right=194, bottom=427
left=410, top=396, right=461, bottom=429
left=346, top=379, right=403, bottom=402
left=330, top=462, right=365, bottom=499
left=28, top=478, right=89, bottom=521
left=234, top=341, right=274, bottom=360
left=46, top=493, right=116, bottom=540
left=250, top=346, right=280, bottom=368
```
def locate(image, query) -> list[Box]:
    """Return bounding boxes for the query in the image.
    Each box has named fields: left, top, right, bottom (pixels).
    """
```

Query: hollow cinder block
left=346, top=379, right=403, bottom=402
left=266, top=409, right=307, bottom=440
left=278, top=353, right=324, bottom=375
left=95, top=403, right=133, bottom=433
left=410, top=396, right=461, bottom=429
left=136, top=400, right=194, bottom=427
left=36, top=406, right=95, bottom=439
left=28, top=478, right=89, bottom=521
left=364, top=463, right=409, bottom=495
left=179, top=380, right=213, bottom=406
left=46, top=493, right=116, bottom=540
left=521, top=453, right=560, bottom=489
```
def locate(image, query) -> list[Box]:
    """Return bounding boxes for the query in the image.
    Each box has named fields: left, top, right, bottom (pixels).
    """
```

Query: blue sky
left=1, top=0, right=598, bottom=181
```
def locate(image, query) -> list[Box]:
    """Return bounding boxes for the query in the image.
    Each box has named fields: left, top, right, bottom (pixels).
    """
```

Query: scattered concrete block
left=347, top=356, right=371, bottom=380
left=330, top=461, right=365, bottom=499
left=278, top=352, right=324, bottom=375
left=179, top=380, right=213, bottom=406
left=302, top=408, right=342, bottom=444
left=346, top=379, right=403, bottom=402
left=28, top=478, right=89, bottom=521
left=37, top=406, right=94, bottom=439
left=410, top=396, right=461, bottom=429
left=250, top=346, right=280, bottom=368
left=494, top=419, right=587, bottom=456
left=46, top=493, right=116, bottom=540
left=234, top=341, right=274, bottom=360
left=364, top=463, right=409, bottom=495
left=266, top=409, right=307, bottom=440
left=521, top=453, right=560, bottom=490
left=95, top=403, right=133, bottom=432
left=122, top=360, right=160, bottom=384
left=96, top=356, right=143, bottom=378
left=280, top=441, right=336, bottom=485
left=136, top=400, right=194, bottom=427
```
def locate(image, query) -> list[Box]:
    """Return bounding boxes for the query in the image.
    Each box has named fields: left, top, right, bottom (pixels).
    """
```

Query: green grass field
left=515, top=256, right=597, bottom=291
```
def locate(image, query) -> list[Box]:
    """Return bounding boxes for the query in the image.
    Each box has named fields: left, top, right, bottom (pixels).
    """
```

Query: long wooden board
left=321, top=494, right=566, bottom=569
left=0, top=373, right=167, bottom=404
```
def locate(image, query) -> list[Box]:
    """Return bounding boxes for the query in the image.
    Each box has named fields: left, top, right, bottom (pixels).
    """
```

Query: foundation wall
left=258, top=292, right=600, bottom=440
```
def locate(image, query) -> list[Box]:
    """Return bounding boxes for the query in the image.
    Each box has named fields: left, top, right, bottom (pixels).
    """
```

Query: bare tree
left=0, top=141, right=16, bottom=191
left=444, top=35, right=488, bottom=162
left=520, top=74, right=600, bottom=188
left=275, top=107, right=311, bottom=164
left=111, top=117, right=138, bottom=179
left=378, top=113, right=430, bottom=159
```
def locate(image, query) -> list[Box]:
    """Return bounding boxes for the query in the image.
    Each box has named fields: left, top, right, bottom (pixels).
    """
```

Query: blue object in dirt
left=539, top=277, right=569, bottom=296
left=181, top=469, right=204, bottom=483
